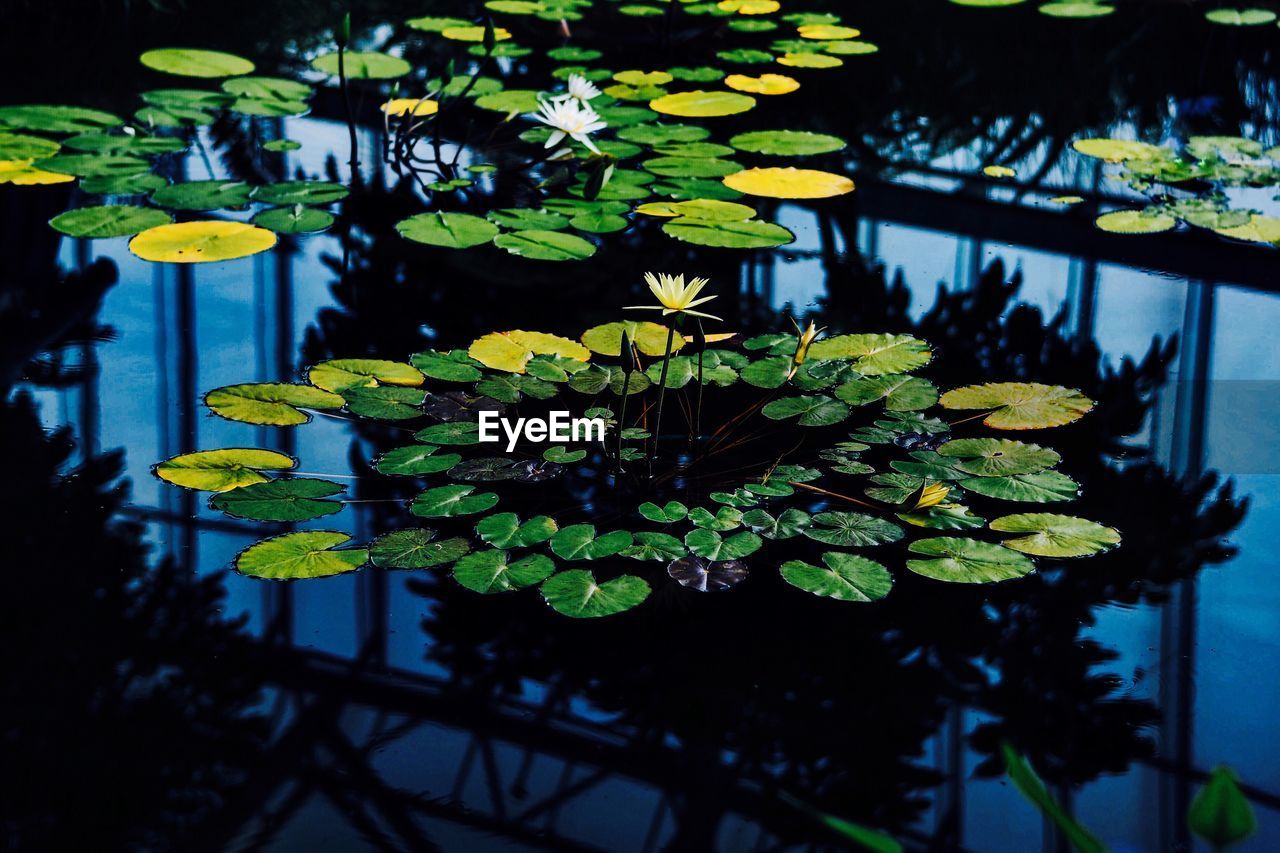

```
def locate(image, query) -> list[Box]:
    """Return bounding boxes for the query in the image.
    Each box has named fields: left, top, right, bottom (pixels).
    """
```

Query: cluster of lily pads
left=154, top=311, right=1119, bottom=618
left=1073, top=135, right=1280, bottom=245
left=950, top=0, right=1280, bottom=26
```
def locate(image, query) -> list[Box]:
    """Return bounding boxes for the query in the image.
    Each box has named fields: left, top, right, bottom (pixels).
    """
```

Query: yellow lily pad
left=1071, top=138, right=1166, bottom=162
left=777, top=53, right=843, bottom=68
left=940, top=382, right=1094, bottom=430
left=722, top=166, right=854, bottom=199
left=581, top=321, right=686, bottom=357
left=441, top=25, right=512, bottom=42
left=307, top=359, right=424, bottom=392
left=983, top=165, right=1015, bottom=178
left=718, top=0, right=780, bottom=12
left=129, top=221, right=277, bottom=263
left=725, top=73, right=800, bottom=95
left=154, top=447, right=296, bottom=491
left=1095, top=210, right=1176, bottom=234
left=469, top=330, right=590, bottom=373
left=1213, top=214, right=1280, bottom=245
left=797, top=24, right=861, bottom=39
left=0, top=158, right=76, bottom=185
left=649, top=90, right=757, bottom=117
left=382, top=98, right=439, bottom=117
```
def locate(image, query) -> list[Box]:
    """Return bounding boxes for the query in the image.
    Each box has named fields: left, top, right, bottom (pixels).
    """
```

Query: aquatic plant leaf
left=762, top=395, right=850, bottom=426
left=888, top=451, right=966, bottom=480
left=476, top=512, right=559, bottom=548
left=381, top=98, right=439, bottom=118
left=907, top=538, right=1035, bottom=584
left=406, top=15, right=471, bottom=32
left=711, top=489, right=761, bottom=508
left=0, top=105, right=124, bottom=134
left=441, top=25, right=513, bottom=42
left=49, top=205, right=172, bottom=238
left=0, top=160, right=75, bottom=185
left=898, top=504, right=986, bottom=530
left=411, top=485, right=500, bottom=518
left=722, top=167, right=852, bottom=198
left=990, top=513, right=1120, bottom=557
left=375, top=445, right=461, bottom=476
left=824, top=40, right=880, bottom=55
left=684, top=529, right=763, bottom=560
left=835, top=375, right=937, bottom=411
left=1038, top=2, right=1115, bottom=17
left=642, top=156, right=743, bottom=178
left=777, top=53, right=843, bottom=68
left=205, top=382, right=344, bottom=425
left=649, top=90, right=756, bottom=117
left=728, top=129, right=845, bottom=156
left=486, top=207, right=570, bottom=230
left=454, top=550, right=556, bottom=593
left=396, top=212, right=500, bottom=248
left=640, top=198, right=756, bottom=220
left=1188, top=766, right=1258, bottom=849
left=540, top=570, right=650, bottom=617
left=550, top=524, right=634, bottom=560
left=662, top=217, right=795, bottom=248
left=342, top=385, right=425, bottom=420
left=804, top=512, right=904, bottom=547
left=1072, top=138, right=1166, bottom=161
left=543, top=446, right=587, bottom=463
left=618, top=123, right=711, bottom=145
left=154, top=448, right=295, bottom=491
left=129, top=217, right=275, bottom=261
left=222, top=75, right=311, bottom=101
left=1095, top=209, right=1176, bottom=234
left=690, top=506, right=744, bottom=531
left=493, top=229, right=597, bottom=260
left=1213, top=214, right=1280, bottom=244
left=581, top=320, right=685, bottom=356
left=82, top=173, right=169, bottom=194
left=667, top=555, right=749, bottom=590
left=253, top=181, right=347, bottom=205
left=958, top=471, right=1079, bottom=502
left=236, top=531, right=366, bottom=579
left=411, top=349, right=485, bottom=382
left=309, top=359, right=423, bottom=392
left=252, top=206, right=334, bottom=234
left=371, top=529, right=471, bottom=569
left=151, top=180, right=252, bottom=210
left=940, top=382, right=1093, bottom=429
left=742, top=507, right=811, bottom=539
left=805, top=334, right=931, bottom=374
left=640, top=501, right=689, bottom=523
left=745, top=481, right=794, bottom=497
left=781, top=553, right=891, bottom=602
left=210, top=478, right=344, bottom=521
left=623, top=532, right=688, bottom=561
left=740, top=356, right=791, bottom=388
left=1205, top=8, right=1276, bottom=25
left=140, top=48, right=255, bottom=78
left=1002, top=746, right=1106, bottom=853
left=725, top=73, right=800, bottom=95
left=0, top=132, right=61, bottom=159
left=448, top=457, right=524, bottom=482
left=311, top=51, right=411, bottom=79
left=937, top=438, right=1061, bottom=476
left=469, top=330, right=590, bottom=374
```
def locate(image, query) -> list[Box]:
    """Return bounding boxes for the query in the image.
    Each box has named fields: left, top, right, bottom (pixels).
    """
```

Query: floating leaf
left=476, top=513, right=559, bottom=548
left=619, top=123, right=711, bottom=145
left=723, top=166, right=853, bottom=199
left=493, top=229, right=597, bottom=260
left=154, top=448, right=294, bottom=491
left=725, top=73, right=800, bottom=95
left=396, top=212, right=500, bottom=248
left=804, top=512, right=904, bottom=547
left=36, top=153, right=150, bottom=178
left=762, top=395, right=850, bottom=426
left=1188, top=766, right=1257, bottom=849
left=1213, top=214, right=1280, bottom=245
left=940, top=382, right=1093, bottom=429
left=937, top=438, right=1061, bottom=476
left=371, top=529, right=471, bottom=569
left=152, top=180, right=252, bottom=210
left=662, top=217, right=795, bottom=248
left=740, top=356, right=791, bottom=388
left=1095, top=209, right=1176, bottom=234
left=540, top=570, right=650, bottom=617
left=728, top=129, right=845, bottom=156
left=205, top=382, right=344, bottom=425
left=958, top=471, right=1079, bottom=502
left=308, top=358, right=423, bottom=393
left=835, top=375, right=937, bottom=411
left=407, top=15, right=472, bottom=32
left=690, top=506, right=744, bottom=531
left=640, top=500, right=689, bottom=523
left=780, top=553, right=891, bottom=602
left=448, top=456, right=524, bottom=482
left=1072, top=138, right=1166, bottom=161
left=777, top=53, right=843, bottom=68
left=235, top=531, right=367, bottom=580
left=411, top=484, right=499, bottom=518
left=411, top=349, right=485, bottom=382
left=684, top=529, right=763, bottom=560
left=311, top=51, right=411, bottom=79
left=252, top=206, right=334, bottom=234
left=581, top=320, right=686, bottom=356
left=375, top=446, right=461, bottom=476
left=486, top=207, right=570, bottom=231
left=742, top=507, right=811, bottom=539
left=454, top=550, right=556, bottom=593
left=649, top=90, right=756, bottom=117
left=49, top=205, right=172, bottom=238
left=0, top=105, right=124, bottom=134
left=442, top=25, right=513, bottom=41
left=550, top=524, right=634, bottom=560
left=0, top=160, right=75, bottom=186
left=1038, top=2, right=1115, bottom=17
left=906, top=537, right=1035, bottom=584
left=140, top=48, right=255, bottom=78
left=1205, top=8, right=1276, bottom=25
left=210, top=478, right=344, bottom=521
left=129, top=221, right=276, bottom=262
left=342, top=385, right=425, bottom=420
left=253, top=180, right=347, bottom=205
left=381, top=98, right=439, bottom=117
left=0, top=132, right=61, bottom=159
left=623, top=532, right=688, bottom=561
left=544, top=446, right=587, bottom=463
left=989, top=513, right=1120, bottom=557
left=898, top=504, right=986, bottom=530
left=469, top=330, right=590, bottom=374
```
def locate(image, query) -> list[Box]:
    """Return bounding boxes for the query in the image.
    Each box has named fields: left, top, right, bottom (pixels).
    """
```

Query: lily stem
left=650, top=321, right=677, bottom=469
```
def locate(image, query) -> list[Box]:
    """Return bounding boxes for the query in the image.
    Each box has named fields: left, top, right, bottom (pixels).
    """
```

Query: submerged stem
left=649, top=321, right=677, bottom=468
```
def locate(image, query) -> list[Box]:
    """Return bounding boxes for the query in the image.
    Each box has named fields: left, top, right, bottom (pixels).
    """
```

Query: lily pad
left=49, top=205, right=173, bottom=239
left=690, top=506, right=744, bottom=531
left=210, top=478, right=344, bottom=521
left=153, top=447, right=294, bottom=491
left=623, top=532, right=688, bottom=561
left=311, top=51, right=411, bottom=79
left=762, top=395, right=850, bottom=426
left=416, top=422, right=483, bottom=445
left=723, top=167, right=853, bottom=199
left=235, top=531, right=367, bottom=580
left=835, top=375, right=938, bottom=411
left=684, top=529, right=763, bottom=560
left=454, top=550, right=556, bottom=593
left=741, top=507, right=811, bottom=539
left=476, top=512, right=559, bottom=548
left=370, top=529, right=471, bottom=569
left=667, top=556, right=749, bottom=591
left=140, top=48, right=255, bottom=78
left=1095, top=210, right=1177, bottom=235
left=989, top=513, right=1121, bottom=557
left=152, top=180, right=252, bottom=210
left=898, top=504, right=986, bottom=530
left=807, top=333, right=931, bottom=374
left=375, top=445, right=461, bottom=476
left=937, top=438, right=1061, bottom=476
left=939, top=382, right=1093, bottom=429
left=780, top=553, right=891, bottom=602
left=639, top=500, right=689, bottom=523
left=411, top=485, right=499, bottom=518
left=411, top=350, right=484, bottom=382
left=0, top=105, right=124, bottom=134
left=803, top=512, right=904, bottom=547
left=728, top=129, right=846, bottom=156
left=397, top=212, right=500, bottom=248
left=906, top=537, right=1035, bottom=584
left=957, top=470, right=1080, bottom=502
left=540, top=570, right=650, bottom=617
left=0, top=132, right=61, bottom=159
left=204, top=382, right=344, bottom=425
left=253, top=180, right=347, bottom=206
left=493, top=230, right=597, bottom=261
left=550, top=524, right=634, bottom=560
left=662, top=217, right=795, bottom=248
left=308, top=358, right=423, bottom=393
left=252, top=206, right=334, bottom=234
left=649, top=90, right=757, bottom=117
left=130, top=220, right=277, bottom=263
left=486, top=208, right=570, bottom=231
left=342, top=385, right=425, bottom=420
left=581, top=320, right=685, bottom=356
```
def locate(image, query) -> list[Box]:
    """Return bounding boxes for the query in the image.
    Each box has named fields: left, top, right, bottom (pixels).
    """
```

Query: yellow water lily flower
left=788, top=317, right=825, bottom=378
left=625, top=272, right=722, bottom=321
left=911, top=482, right=951, bottom=511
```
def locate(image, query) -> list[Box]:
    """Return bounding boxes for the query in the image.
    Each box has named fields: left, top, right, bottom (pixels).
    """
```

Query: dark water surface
left=4, top=1, right=1280, bottom=850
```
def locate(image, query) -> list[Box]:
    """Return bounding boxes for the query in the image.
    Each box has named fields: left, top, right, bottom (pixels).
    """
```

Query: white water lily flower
left=625, top=272, right=721, bottom=321
left=533, top=97, right=607, bottom=154
left=555, top=73, right=602, bottom=104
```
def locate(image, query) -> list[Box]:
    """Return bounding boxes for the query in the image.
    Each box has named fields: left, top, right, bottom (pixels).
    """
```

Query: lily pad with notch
left=780, top=552, right=891, bottom=602
left=210, top=477, right=344, bottom=522
left=370, top=528, right=471, bottom=569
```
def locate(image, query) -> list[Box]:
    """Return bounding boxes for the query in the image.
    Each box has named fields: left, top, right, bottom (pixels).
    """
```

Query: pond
left=3, top=0, right=1280, bottom=850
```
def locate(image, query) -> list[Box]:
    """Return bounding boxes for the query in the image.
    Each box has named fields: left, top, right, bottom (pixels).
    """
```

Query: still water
left=3, top=1, right=1280, bottom=850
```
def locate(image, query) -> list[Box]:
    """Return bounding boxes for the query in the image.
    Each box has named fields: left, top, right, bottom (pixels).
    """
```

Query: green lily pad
left=37, top=154, right=151, bottom=178
left=618, top=123, right=711, bottom=145
left=780, top=553, right=892, bottom=602
left=835, top=375, right=938, bottom=411
left=210, top=478, right=344, bottom=521
left=807, top=333, right=932, bottom=375
left=311, top=51, right=411, bottom=79
left=989, top=513, right=1121, bottom=557
left=544, top=446, right=587, bottom=463
left=493, top=229, right=597, bottom=260
left=639, top=500, right=689, bottom=523
left=152, top=180, right=253, bottom=210
left=622, top=532, right=688, bottom=561
left=0, top=132, right=61, bottom=159
left=957, top=470, right=1079, bottom=502
left=762, top=395, right=850, bottom=426
left=411, top=485, right=500, bottom=518
left=140, top=48, right=255, bottom=78
left=49, top=205, right=173, bottom=238
left=397, top=212, right=500, bottom=249
left=82, top=173, right=169, bottom=195
left=939, top=382, right=1093, bottom=429
left=803, top=512, right=904, bottom=547
left=410, top=349, right=484, bottom=382
left=740, top=357, right=791, bottom=388
left=342, top=385, right=425, bottom=420
left=0, top=105, right=124, bottom=134
left=937, top=438, right=1062, bottom=476
left=662, top=217, right=795, bottom=248
left=476, top=512, right=559, bottom=548
left=1205, top=8, right=1276, bottom=25
left=540, top=570, right=651, bottom=617
left=154, top=447, right=294, bottom=491
left=415, top=422, right=483, bottom=445
left=454, top=550, right=557, bottom=593
left=689, top=506, right=744, bottom=531
left=375, top=446, right=461, bottom=476
left=550, top=524, right=634, bottom=560
left=308, top=359, right=423, bottom=393
left=370, top=528, right=471, bottom=569
left=728, top=130, right=846, bottom=156
left=906, top=537, right=1035, bottom=584
left=253, top=181, right=347, bottom=205
left=898, top=504, right=986, bottom=530
left=252, top=206, right=334, bottom=234
left=235, top=531, right=367, bottom=580
left=486, top=208, right=571, bottom=231
left=205, top=382, right=344, bottom=425
left=1095, top=210, right=1177, bottom=234
left=684, top=529, right=763, bottom=560
left=741, top=507, right=811, bottom=539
